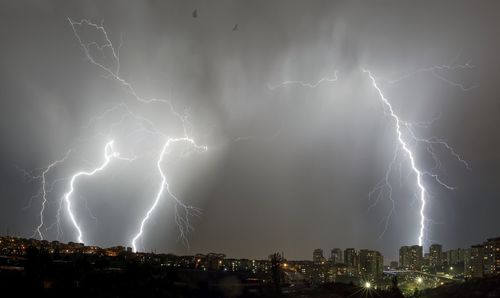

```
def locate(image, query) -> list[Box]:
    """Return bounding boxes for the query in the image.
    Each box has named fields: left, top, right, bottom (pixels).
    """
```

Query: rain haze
left=0, top=0, right=499, bottom=262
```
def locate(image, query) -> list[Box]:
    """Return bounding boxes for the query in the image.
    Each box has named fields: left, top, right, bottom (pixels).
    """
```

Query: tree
left=388, top=275, right=404, bottom=298
left=269, top=252, right=284, bottom=295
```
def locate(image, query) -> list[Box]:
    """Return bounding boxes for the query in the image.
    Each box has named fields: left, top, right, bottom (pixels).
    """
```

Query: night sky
left=1, top=0, right=499, bottom=262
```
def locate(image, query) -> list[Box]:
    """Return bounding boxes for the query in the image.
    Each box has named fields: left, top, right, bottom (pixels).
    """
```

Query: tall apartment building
left=330, top=248, right=343, bottom=264
left=358, top=249, right=383, bottom=280
left=344, top=248, right=358, bottom=268
left=429, top=244, right=443, bottom=268
left=468, top=245, right=485, bottom=278
left=399, top=245, right=423, bottom=270
left=484, top=237, right=500, bottom=276
left=313, top=248, right=325, bottom=264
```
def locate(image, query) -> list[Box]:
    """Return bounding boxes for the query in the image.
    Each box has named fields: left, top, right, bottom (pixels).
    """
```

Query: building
left=105, top=246, right=126, bottom=257
left=358, top=249, right=383, bottom=280
left=310, top=262, right=328, bottom=284
left=330, top=248, right=343, bottom=264
left=442, top=250, right=449, bottom=266
left=313, top=249, right=325, bottom=264
left=458, top=248, right=467, bottom=263
left=468, top=245, right=485, bottom=278
left=344, top=248, right=357, bottom=267
left=423, top=253, right=430, bottom=268
left=463, top=248, right=471, bottom=273
left=399, top=245, right=423, bottom=270
left=448, top=249, right=460, bottom=266
left=429, top=244, right=443, bottom=268
left=484, top=237, right=500, bottom=276
left=390, top=261, right=398, bottom=270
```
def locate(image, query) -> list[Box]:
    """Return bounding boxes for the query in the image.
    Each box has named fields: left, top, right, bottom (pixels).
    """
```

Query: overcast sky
left=1, top=0, right=499, bottom=261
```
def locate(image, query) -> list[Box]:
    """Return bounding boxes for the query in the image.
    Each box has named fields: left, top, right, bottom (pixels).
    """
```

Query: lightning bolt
left=271, top=65, right=470, bottom=247
left=63, top=140, right=132, bottom=244
left=66, top=19, right=207, bottom=248
left=33, top=150, right=72, bottom=240
left=363, top=69, right=471, bottom=246
left=131, top=137, right=207, bottom=252
left=384, top=62, right=477, bottom=91
left=363, top=69, right=428, bottom=246
left=268, top=71, right=339, bottom=90
left=17, top=151, right=71, bottom=240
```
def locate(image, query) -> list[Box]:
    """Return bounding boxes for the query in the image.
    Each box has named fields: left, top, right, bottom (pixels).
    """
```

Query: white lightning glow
left=63, top=140, right=127, bottom=244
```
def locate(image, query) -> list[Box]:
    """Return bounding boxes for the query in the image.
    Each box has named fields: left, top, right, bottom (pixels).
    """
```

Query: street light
left=416, top=277, right=423, bottom=284
left=364, top=281, right=371, bottom=289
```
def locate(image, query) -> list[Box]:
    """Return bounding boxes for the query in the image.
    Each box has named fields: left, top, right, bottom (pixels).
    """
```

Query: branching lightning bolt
left=34, top=151, right=72, bottom=240
left=271, top=64, right=470, bottom=247
left=363, top=69, right=428, bottom=246
left=363, top=69, right=470, bottom=246
left=66, top=18, right=207, bottom=249
left=385, top=62, right=477, bottom=91
left=17, top=151, right=71, bottom=240
left=131, top=137, right=207, bottom=252
left=63, top=140, right=134, bottom=244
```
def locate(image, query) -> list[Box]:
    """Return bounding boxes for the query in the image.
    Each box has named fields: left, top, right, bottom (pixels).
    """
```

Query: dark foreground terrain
left=1, top=247, right=499, bottom=297
left=3, top=260, right=500, bottom=298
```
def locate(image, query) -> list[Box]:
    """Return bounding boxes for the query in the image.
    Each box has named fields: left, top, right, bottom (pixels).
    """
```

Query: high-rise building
left=313, top=248, right=325, bottom=264
left=458, top=248, right=467, bottom=263
left=484, top=237, right=500, bottom=276
left=399, top=245, right=423, bottom=270
left=442, top=250, right=449, bottom=266
left=330, top=248, right=343, bottom=264
left=468, top=244, right=485, bottom=278
left=429, top=244, right=443, bottom=268
left=358, top=249, right=383, bottom=280
left=463, top=248, right=471, bottom=273
left=448, top=249, right=460, bottom=266
left=344, top=248, right=357, bottom=267
left=423, top=253, right=430, bottom=267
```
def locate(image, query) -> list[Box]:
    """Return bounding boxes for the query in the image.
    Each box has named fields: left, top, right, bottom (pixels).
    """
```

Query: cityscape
left=1, top=1, right=500, bottom=297
left=1, top=235, right=499, bottom=296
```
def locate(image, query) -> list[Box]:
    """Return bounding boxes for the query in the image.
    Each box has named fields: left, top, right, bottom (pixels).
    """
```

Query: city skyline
left=2, top=233, right=498, bottom=277
left=1, top=0, right=500, bottom=261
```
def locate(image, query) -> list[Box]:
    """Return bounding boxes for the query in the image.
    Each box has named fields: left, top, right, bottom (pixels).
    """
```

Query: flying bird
left=232, top=24, right=239, bottom=31
left=192, top=9, right=198, bottom=18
